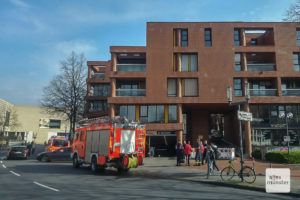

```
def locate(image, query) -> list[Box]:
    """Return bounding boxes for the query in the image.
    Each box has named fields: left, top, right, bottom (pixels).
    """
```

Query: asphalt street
left=0, top=158, right=297, bottom=200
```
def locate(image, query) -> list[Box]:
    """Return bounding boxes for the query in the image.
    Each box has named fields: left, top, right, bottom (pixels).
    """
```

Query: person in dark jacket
left=211, top=143, right=221, bottom=173
left=194, top=139, right=203, bottom=166
left=175, top=140, right=184, bottom=166
left=205, top=145, right=214, bottom=175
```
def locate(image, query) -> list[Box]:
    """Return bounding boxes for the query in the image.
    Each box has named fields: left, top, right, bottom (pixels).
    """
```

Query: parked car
left=7, top=146, right=29, bottom=160
left=36, top=147, right=72, bottom=162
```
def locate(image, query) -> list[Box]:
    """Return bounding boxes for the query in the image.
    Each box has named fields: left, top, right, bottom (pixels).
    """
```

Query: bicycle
left=221, top=158, right=256, bottom=183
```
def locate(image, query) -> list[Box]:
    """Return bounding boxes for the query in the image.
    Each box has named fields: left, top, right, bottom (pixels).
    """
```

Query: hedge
left=265, top=151, right=300, bottom=164
left=251, top=148, right=262, bottom=160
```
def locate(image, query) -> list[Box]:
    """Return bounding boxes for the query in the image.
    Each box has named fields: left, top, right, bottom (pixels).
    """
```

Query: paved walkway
left=135, top=157, right=300, bottom=197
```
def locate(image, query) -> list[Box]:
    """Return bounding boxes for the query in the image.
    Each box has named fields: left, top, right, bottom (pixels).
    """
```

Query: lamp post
left=227, top=82, right=250, bottom=182
left=279, top=112, right=293, bottom=156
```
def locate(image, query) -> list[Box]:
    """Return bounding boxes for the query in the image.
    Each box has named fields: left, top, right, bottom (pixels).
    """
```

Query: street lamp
left=227, top=82, right=250, bottom=182
left=279, top=111, right=293, bottom=156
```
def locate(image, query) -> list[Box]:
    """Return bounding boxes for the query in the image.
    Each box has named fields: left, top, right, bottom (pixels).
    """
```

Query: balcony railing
left=116, top=89, right=146, bottom=97
left=91, top=72, right=105, bottom=79
left=282, top=89, right=300, bottom=96
left=249, top=89, right=277, bottom=96
left=117, top=64, right=146, bottom=72
left=247, top=64, right=275, bottom=71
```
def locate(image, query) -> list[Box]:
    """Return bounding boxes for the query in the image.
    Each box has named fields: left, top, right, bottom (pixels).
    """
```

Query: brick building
left=85, top=22, right=300, bottom=156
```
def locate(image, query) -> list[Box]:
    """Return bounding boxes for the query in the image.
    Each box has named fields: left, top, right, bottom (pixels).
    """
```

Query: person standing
left=31, top=141, right=36, bottom=155
left=175, top=140, right=184, bottom=166
left=194, top=139, right=203, bottom=166
left=184, top=140, right=192, bottom=166
left=205, top=145, right=214, bottom=176
left=211, top=143, right=221, bottom=173
left=202, top=140, right=208, bottom=164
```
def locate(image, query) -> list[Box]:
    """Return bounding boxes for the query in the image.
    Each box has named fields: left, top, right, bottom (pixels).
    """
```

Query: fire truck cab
left=46, top=136, right=70, bottom=152
left=71, top=117, right=146, bottom=173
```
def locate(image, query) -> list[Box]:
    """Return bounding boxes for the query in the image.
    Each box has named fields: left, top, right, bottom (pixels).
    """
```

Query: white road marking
left=9, top=171, right=21, bottom=176
left=33, top=181, right=60, bottom=192
left=2, top=164, right=6, bottom=168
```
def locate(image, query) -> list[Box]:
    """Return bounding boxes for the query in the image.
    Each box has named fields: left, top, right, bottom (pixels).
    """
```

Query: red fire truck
left=71, top=117, right=146, bottom=172
left=46, top=136, right=70, bottom=152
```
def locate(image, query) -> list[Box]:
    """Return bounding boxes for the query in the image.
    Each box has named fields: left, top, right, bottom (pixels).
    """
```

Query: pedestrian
left=175, top=140, right=184, bottom=166
left=184, top=140, right=192, bottom=166
left=211, top=143, right=221, bottom=173
left=31, top=141, right=36, bottom=155
left=205, top=145, right=214, bottom=175
left=195, top=139, right=204, bottom=166
left=202, top=140, right=208, bottom=164
left=27, top=142, right=32, bottom=157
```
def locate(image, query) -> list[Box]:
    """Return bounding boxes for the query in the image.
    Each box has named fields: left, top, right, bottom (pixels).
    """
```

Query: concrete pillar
left=241, top=28, right=246, bottom=47
left=88, top=66, right=91, bottom=78
left=177, top=53, right=182, bottom=72
left=111, top=78, right=116, bottom=97
left=277, top=77, right=282, bottom=96
left=177, top=29, right=181, bottom=47
left=112, top=53, right=117, bottom=72
left=177, top=104, right=183, bottom=143
left=109, top=104, right=115, bottom=118
left=244, top=104, right=252, bottom=157
left=177, top=78, right=182, bottom=97
left=242, top=53, right=247, bottom=71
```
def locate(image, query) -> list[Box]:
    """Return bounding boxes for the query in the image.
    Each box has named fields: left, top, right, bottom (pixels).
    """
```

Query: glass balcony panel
left=249, top=89, right=277, bottom=96
left=117, top=64, right=146, bottom=72
left=282, top=89, right=300, bottom=96
left=92, top=72, right=105, bottom=78
left=116, top=89, right=146, bottom=97
left=247, top=64, right=275, bottom=71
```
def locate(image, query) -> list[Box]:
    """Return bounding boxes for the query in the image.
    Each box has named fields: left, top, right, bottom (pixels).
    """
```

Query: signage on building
left=283, top=136, right=290, bottom=142
left=237, top=111, right=253, bottom=121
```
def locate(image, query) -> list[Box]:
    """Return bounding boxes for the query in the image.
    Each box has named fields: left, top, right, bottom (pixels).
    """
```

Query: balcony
left=91, top=72, right=105, bottom=79
left=282, top=89, right=300, bottom=96
left=249, top=89, right=277, bottom=97
left=117, top=64, right=146, bottom=72
left=247, top=63, right=275, bottom=71
left=116, top=89, right=146, bottom=97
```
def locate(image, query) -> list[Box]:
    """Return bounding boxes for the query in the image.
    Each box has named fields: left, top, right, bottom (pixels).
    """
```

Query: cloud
left=9, top=0, right=30, bottom=9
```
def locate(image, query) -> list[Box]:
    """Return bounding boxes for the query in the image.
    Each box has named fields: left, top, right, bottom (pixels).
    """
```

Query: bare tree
left=283, top=0, right=300, bottom=22
left=41, top=51, right=87, bottom=137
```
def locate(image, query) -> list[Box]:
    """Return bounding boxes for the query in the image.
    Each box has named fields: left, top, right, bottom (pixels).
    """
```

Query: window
left=167, top=79, right=177, bottom=97
left=235, top=53, right=241, bottom=71
left=293, top=53, right=300, bottom=71
left=49, top=120, right=61, bottom=129
left=119, top=105, right=136, bottom=121
left=205, top=28, right=212, bottom=46
left=234, top=78, right=242, bottom=96
left=91, top=84, right=110, bottom=96
left=89, top=101, right=109, bottom=112
left=181, top=54, right=198, bottom=72
left=234, top=29, right=240, bottom=46
left=181, top=29, right=188, bottom=47
left=140, top=105, right=148, bottom=123
left=91, top=71, right=105, bottom=79
left=297, top=29, right=300, bottom=46
left=182, top=79, right=198, bottom=97
left=251, top=38, right=257, bottom=46
left=168, top=105, right=177, bottom=123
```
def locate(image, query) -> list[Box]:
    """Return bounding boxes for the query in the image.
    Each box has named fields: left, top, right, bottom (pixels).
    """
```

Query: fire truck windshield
left=53, top=139, right=68, bottom=147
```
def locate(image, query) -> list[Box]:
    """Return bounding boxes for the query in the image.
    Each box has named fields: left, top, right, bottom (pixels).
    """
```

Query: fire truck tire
left=41, top=155, right=49, bottom=162
left=117, top=167, right=129, bottom=173
left=72, top=154, right=79, bottom=168
left=91, top=156, right=98, bottom=173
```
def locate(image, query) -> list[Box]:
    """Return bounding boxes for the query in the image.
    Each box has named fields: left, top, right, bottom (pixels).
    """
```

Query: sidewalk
left=135, top=157, right=300, bottom=197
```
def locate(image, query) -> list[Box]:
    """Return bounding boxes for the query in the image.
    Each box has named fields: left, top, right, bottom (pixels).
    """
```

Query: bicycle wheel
left=241, top=166, right=256, bottom=183
left=221, top=167, right=235, bottom=181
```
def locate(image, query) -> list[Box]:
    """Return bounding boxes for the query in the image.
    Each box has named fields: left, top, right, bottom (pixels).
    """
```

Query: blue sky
left=0, top=0, right=295, bottom=106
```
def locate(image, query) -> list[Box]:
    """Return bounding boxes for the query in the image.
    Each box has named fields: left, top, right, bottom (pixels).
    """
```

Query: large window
left=297, top=29, right=300, bottom=46
left=168, top=105, right=177, bottom=123
left=181, top=54, right=198, bottom=72
left=167, top=79, right=177, bottom=97
left=182, top=79, right=198, bottom=97
left=119, top=105, right=136, bottom=121
left=205, top=28, right=212, bottom=46
left=234, top=29, right=240, bottom=46
left=91, top=84, right=110, bottom=96
left=293, top=53, right=300, bottom=71
left=235, top=53, right=241, bottom=71
left=139, top=105, right=177, bottom=123
left=89, top=101, right=109, bottom=112
left=181, top=29, right=188, bottom=47
left=234, top=78, right=242, bottom=97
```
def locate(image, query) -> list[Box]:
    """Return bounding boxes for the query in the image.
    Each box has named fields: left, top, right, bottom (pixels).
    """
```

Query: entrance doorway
left=146, top=131, right=177, bottom=157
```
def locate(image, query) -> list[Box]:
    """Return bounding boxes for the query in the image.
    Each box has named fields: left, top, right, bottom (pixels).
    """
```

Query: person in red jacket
left=184, top=140, right=192, bottom=166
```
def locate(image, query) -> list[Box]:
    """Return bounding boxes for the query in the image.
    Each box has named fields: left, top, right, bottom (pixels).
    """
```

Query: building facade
left=85, top=22, right=300, bottom=156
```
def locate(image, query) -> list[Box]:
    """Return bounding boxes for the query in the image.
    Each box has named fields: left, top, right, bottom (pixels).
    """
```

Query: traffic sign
left=238, top=111, right=253, bottom=121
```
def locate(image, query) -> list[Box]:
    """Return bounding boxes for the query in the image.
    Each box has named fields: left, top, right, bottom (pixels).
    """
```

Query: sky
left=0, top=0, right=295, bottom=106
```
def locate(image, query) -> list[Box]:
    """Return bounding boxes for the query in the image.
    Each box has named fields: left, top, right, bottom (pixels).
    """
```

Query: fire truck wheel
left=72, top=155, right=79, bottom=168
left=91, top=157, right=98, bottom=173
left=117, top=167, right=129, bottom=173
left=41, top=155, right=49, bottom=162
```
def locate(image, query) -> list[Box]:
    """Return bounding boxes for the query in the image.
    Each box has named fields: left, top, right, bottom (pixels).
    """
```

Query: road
left=0, top=158, right=296, bottom=200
